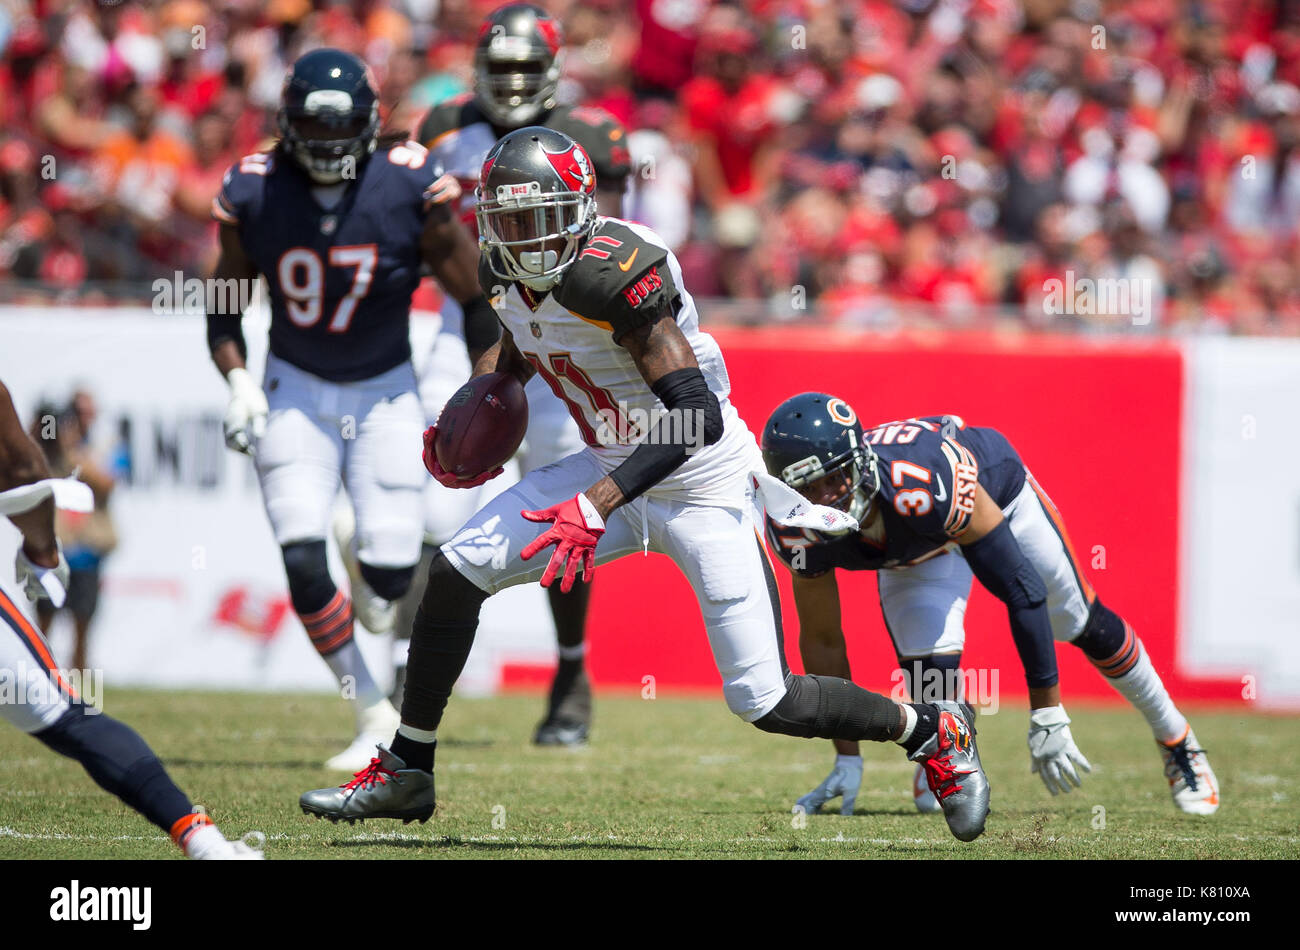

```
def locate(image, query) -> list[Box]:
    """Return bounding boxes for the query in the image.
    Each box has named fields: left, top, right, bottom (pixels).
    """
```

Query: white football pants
left=441, top=450, right=788, bottom=721
left=255, top=353, right=424, bottom=568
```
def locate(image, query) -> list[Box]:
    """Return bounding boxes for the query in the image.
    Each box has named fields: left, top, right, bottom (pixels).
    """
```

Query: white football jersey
left=485, top=216, right=760, bottom=506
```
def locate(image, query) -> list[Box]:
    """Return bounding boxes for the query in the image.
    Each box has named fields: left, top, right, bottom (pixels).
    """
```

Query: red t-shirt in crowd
left=630, top=0, right=705, bottom=91
left=681, top=74, right=781, bottom=198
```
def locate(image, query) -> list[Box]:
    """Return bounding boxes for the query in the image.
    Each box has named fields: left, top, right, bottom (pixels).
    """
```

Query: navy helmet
left=278, top=48, right=380, bottom=184
left=761, top=392, right=880, bottom=523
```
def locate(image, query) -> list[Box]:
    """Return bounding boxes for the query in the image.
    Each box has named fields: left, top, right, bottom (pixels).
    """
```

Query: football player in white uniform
left=0, top=380, right=260, bottom=859
left=399, top=3, right=635, bottom=745
left=299, top=128, right=993, bottom=843
left=207, top=50, right=492, bottom=770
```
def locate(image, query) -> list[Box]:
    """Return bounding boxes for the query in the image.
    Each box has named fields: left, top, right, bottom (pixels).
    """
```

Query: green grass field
left=1, top=689, right=1295, bottom=859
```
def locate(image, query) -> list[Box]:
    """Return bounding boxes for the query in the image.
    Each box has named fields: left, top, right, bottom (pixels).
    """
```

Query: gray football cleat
left=300, top=745, right=435, bottom=824
left=908, top=701, right=990, bottom=842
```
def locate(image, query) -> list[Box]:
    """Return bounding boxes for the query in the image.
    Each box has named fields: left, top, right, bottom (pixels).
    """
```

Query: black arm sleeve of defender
left=460, top=295, right=501, bottom=354
left=961, top=518, right=1059, bottom=689
left=607, top=368, right=723, bottom=503
left=206, top=312, right=247, bottom=362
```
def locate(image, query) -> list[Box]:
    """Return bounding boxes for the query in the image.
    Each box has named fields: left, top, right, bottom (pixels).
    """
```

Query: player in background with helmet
left=0, top=379, right=261, bottom=859
left=206, top=49, right=494, bottom=771
left=756, top=394, right=1218, bottom=817
left=407, top=3, right=635, bottom=746
left=300, top=127, right=991, bottom=843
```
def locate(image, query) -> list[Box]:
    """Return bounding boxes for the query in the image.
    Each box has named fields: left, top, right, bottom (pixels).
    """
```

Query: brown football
left=434, top=372, right=530, bottom=478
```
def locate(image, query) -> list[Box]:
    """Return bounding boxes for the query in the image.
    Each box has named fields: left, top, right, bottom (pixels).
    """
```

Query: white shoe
left=186, top=825, right=266, bottom=860
left=1160, top=727, right=1220, bottom=815
left=359, top=697, right=401, bottom=735
left=352, top=584, right=397, bottom=637
left=912, top=762, right=941, bottom=813
left=332, top=502, right=396, bottom=636
left=325, top=699, right=402, bottom=771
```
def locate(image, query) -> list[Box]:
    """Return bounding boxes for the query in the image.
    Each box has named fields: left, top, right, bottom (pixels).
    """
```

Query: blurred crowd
left=3, top=0, right=1300, bottom=334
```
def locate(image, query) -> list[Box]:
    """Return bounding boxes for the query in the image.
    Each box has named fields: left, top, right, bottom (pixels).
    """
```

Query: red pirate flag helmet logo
left=474, top=126, right=599, bottom=291
left=541, top=138, right=596, bottom=195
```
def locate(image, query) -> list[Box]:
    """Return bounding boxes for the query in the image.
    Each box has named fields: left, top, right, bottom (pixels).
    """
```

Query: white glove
left=223, top=367, right=268, bottom=455
left=1028, top=704, right=1092, bottom=795
left=796, top=754, right=863, bottom=816
left=15, top=542, right=71, bottom=609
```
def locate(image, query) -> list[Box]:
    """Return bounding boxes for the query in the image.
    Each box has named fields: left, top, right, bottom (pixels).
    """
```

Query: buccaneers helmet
left=762, top=393, right=880, bottom=523
left=475, top=126, right=598, bottom=290
left=474, top=4, right=564, bottom=127
left=278, top=49, right=380, bottom=184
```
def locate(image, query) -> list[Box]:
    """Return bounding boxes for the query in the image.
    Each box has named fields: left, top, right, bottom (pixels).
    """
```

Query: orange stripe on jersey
left=1026, top=474, right=1096, bottom=603
left=210, top=196, right=239, bottom=225
left=567, top=309, right=615, bottom=332
left=425, top=127, right=458, bottom=149
left=0, top=586, right=79, bottom=701
left=941, top=440, right=979, bottom=536
left=170, top=811, right=213, bottom=848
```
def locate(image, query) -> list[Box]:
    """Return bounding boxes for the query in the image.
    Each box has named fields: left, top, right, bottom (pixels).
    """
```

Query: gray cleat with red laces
left=300, top=745, right=435, bottom=824
left=908, top=701, right=990, bottom=842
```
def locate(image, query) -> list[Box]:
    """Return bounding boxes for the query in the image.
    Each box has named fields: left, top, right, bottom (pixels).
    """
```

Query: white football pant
left=256, top=354, right=424, bottom=569
left=441, top=450, right=788, bottom=721
left=0, top=581, right=73, bottom=733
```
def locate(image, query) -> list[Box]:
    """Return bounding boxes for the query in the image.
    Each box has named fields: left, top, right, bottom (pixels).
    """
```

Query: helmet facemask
left=476, top=180, right=595, bottom=290
left=475, top=48, right=563, bottom=127
left=279, top=90, right=379, bottom=184
left=781, top=442, right=880, bottom=525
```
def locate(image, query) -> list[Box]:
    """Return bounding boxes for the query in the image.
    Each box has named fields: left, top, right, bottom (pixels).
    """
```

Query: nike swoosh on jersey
left=932, top=473, right=947, bottom=502
left=617, top=248, right=639, bottom=272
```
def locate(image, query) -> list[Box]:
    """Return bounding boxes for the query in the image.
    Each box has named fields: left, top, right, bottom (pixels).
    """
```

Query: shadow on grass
left=696, top=806, right=925, bottom=818
left=162, top=758, right=329, bottom=770
left=328, top=836, right=665, bottom=853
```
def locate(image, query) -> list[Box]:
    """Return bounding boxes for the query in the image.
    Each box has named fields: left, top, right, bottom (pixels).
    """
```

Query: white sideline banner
left=0, top=306, right=555, bottom=696
left=1181, top=336, right=1300, bottom=710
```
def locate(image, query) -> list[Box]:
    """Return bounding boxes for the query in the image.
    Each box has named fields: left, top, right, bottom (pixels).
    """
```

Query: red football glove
left=422, top=425, right=503, bottom=489
left=520, top=492, right=606, bottom=592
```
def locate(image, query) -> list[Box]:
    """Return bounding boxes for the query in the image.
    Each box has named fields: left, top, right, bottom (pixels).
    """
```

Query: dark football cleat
left=908, top=701, right=990, bottom=842
left=300, top=745, right=435, bottom=824
left=533, top=666, right=591, bottom=747
left=533, top=718, right=589, bottom=746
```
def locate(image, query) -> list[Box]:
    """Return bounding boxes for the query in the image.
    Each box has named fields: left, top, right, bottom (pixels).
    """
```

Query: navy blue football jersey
left=766, top=415, right=1026, bottom=576
left=213, top=142, right=442, bottom=382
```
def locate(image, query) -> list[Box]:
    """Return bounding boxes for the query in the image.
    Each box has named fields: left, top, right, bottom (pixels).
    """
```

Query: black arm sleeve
left=460, top=294, right=501, bottom=354
left=607, top=368, right=723, bottom=503
left=961, top=518, right=1059, bottom=689
left=206, top=312, right=247, bottom=362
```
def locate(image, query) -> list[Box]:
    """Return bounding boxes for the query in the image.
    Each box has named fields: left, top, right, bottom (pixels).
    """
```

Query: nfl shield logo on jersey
left=320, top=214, right=338, bottom=235
left=530, top=320, right=543, bottom=339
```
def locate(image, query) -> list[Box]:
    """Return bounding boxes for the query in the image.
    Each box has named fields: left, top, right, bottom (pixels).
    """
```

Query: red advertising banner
left=523, top=328, right=1243, bottom=705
